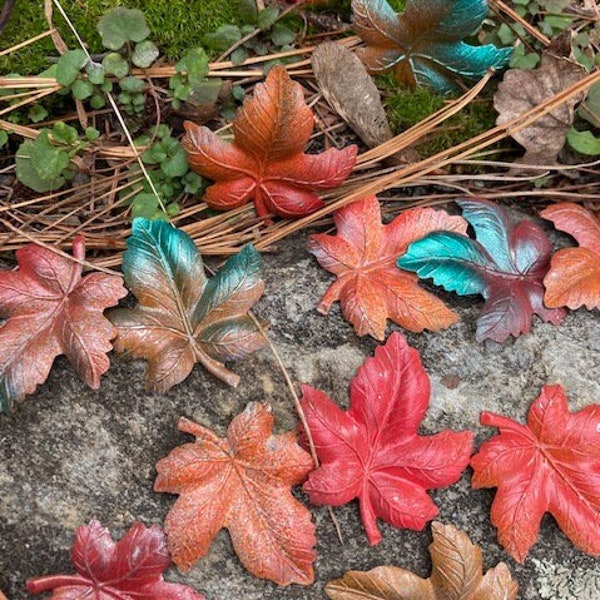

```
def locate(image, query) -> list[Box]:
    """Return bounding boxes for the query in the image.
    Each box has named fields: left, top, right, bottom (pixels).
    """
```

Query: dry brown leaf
left=494, top=51, right=586, bottom=167
left=312, top=42, right=392, bottom=148
left=325, top=522, right=518, bottom=600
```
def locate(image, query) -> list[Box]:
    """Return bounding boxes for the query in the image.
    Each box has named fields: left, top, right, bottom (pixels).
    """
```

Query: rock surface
left=1, top=231, right=600, bottom=599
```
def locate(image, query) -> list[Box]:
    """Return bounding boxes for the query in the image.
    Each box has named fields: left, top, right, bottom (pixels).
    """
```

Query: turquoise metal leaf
left=352, top=0, right=513, bottom=93
left=397, top=199, right=565, bottom=342
left=109, top=218, right=266, bottom=392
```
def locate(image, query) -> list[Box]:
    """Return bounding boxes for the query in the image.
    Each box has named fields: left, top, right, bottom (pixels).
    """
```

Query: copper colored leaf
left=154, top=402, right=316, bottom=585
left=0, top=237, right=127, bottom=411
left=109, top=219, right=266, bottom=392
left=308, top=195, right=468, bottom=340
left=183, top=65, right=357, bottom=220
left=325, top=521, right=518, bottom=599
left=326, top=523, right=517, bottom=599
left=26, top=520, right=205, bottom=600
left=471, top=385, right=600, bottom=562
left=352, top=0, right=512, bottom=93
left=312, top=42, right=393, bottom=148
left=494, top=53, right=586, bottom=165
left=541, top=202, right=600, bottom=310
left=301, top=332, right=473, bottom=545
left=398, top=199, right=566, bottom=342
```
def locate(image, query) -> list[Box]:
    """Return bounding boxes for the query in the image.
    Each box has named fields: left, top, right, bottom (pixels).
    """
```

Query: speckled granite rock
left=1, top=231, right=599, bottom=599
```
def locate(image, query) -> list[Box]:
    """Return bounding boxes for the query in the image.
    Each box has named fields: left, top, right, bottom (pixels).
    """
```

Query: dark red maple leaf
left=308, top=195, right=468, bottom=339
left=183, top=65, right=357, bottom=220
left=300, top=332, right=473, bottom=545
left=155, top=402, right=316, bottom=585
left=0, top=237, right=127, bottom=411
left=471, top=385, right=600, bottom=562
left=26, top=520, right=205, bottom=599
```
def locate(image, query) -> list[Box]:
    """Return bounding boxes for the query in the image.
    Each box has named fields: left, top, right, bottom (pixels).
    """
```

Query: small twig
left=248, top=312, right=344, bottom=544
left=0, top=29, right=55, bottom=57
left=489, top=0, right=551, bottom=47
left=0, top=219, right=122, bottom=276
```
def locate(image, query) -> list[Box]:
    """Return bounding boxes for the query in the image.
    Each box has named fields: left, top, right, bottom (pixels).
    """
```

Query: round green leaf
left=16, top=140, right=67, bottom=192
left=161, top=146, right=189, bottom=178
left=102, top=53, right=129, bottom=78
left=28, top=104, right=48, bottom=123
left=97, top=7, right=150, bottom=50
left=86, top=62, right=105, bottom=85
left=85, top=127, right=100, bottom=141
left=90, top=94, right=106, bottom=109
left=71, top=79, right=94, bottom=100
left=257, top=6, right=279, bottom=30
left=567, top=128, right=600, bottom=156
left=52, top=122, right=79, bottom=146
left=231, top=47, right=248, bottom=65
left=119, top=76, right=145, bottom=93
left=0, top=130, right=8, bottom=148
left=271, top=24, right=295, bottom=47
left=202, top=25, right=242, bottom=52
left=56, top=49, right=88, bottom=87
left=131, top=192, right=160, bottom=219
left=132, top=40, right=159, bottom=69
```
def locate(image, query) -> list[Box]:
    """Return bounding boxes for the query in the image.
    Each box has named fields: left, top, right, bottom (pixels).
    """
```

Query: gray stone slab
left=1, top=231, right=600, bottom=599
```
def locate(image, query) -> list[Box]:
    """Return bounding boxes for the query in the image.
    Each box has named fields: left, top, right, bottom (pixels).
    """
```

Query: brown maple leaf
left=154, top=402, right=316, bottom=585
left=308, top=195, right=468, bottom=340
left=494, top=52, right=586, bottom=166
left=541, top=202, right=600, bottom=310
left=183, top=65, right=357, bottom=221
left=325, top=522, right=518, bottom=599
left=0, top=237, right=127, bottom=411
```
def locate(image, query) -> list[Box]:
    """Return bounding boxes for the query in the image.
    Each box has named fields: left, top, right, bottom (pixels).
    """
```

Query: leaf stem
left=248, top=311, right=344, bottom=544
left=27, top=575, right=90, bottom=593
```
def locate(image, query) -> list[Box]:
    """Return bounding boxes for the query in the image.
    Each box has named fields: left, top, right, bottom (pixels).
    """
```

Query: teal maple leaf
left=352, top=0, right=512, bottom=93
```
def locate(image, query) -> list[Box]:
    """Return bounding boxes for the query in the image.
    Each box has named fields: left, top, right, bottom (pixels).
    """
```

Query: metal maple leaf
left=183, top=65, right=357, bottom=220
left=325, top=522, right=518, bottom=599
left=109, top=219, right=266, bottom=392
left=27, top=520, right=205, bottom=599
left=301, top=332, right=473, bottom=545
left=352, top=0, right=513, bottom=93
left=155, top=402, right=316, bottom=585
left=472, top=385, right=600, bottom=562
left=0, top=237, right=127, bottom=411
left=398, top=199, right=566, bottom=342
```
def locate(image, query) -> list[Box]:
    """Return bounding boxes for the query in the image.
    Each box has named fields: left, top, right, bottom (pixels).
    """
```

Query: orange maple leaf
left=541, top=202, right=600, bottom=310
left=308, top=195, right=468, bottom=339
left=154, top=402, right=316, bottom=585
left=183, top=65, right=357, bottom=220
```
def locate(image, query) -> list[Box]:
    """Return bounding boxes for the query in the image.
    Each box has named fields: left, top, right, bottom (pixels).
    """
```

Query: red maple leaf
left=471, top=385, right=600, bottom=562
left=154, top=402, right=316, bottom=585
left=183, top=65, right=357, bottom=220
left=26, top=520, right=205, bottom=599
left=541, top=202, right=600, bottom=310
left=308, top=195, right=468, bottom=339
left=0, top=237, right=127, bottom=411
left=300, top=332, right=473, bottom=545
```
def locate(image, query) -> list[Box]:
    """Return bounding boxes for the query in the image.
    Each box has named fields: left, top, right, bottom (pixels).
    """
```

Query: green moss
left=383, top=84, right=498, bottom=157
left=0, top=0, right=234, bottom=75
